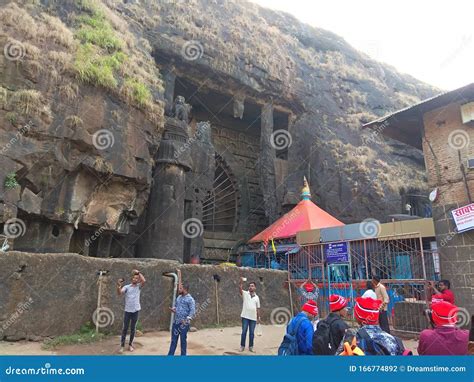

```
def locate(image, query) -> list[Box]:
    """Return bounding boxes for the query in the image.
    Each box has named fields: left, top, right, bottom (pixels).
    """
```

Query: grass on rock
left=42, top=322, right=106, bottom=350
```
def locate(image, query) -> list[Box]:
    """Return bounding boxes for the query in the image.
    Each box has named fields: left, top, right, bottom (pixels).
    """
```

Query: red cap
left=304, top=283, right=315, bottom=292
left=431, top=301, right=458, bottom=326
left=329, top=294, right=348, bottom=312
left=354, top=297, right=382, bottom=325
left=302, top=300, right=319, bottom=316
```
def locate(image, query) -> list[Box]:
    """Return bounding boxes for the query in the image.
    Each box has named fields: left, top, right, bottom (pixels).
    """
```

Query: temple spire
left=301, top=176, right=311, bottom=200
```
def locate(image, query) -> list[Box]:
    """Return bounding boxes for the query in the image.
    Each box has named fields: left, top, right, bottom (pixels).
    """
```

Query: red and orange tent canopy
left=248, top=178, right=344, bottom=244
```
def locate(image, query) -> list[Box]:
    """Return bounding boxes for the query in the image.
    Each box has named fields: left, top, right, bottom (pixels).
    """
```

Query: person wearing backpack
left=313, top=294, right=350, bottom=355
left=336, top=297, right=405, bottom=355
left=278, top=300, right=318, bottom=355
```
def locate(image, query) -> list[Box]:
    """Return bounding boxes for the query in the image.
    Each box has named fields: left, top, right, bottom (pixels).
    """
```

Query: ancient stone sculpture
left=173, top=95, right=192, bottom=123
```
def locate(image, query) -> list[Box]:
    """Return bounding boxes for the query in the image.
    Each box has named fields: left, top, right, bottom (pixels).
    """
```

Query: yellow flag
left=271, top=238, right=276, bottom=255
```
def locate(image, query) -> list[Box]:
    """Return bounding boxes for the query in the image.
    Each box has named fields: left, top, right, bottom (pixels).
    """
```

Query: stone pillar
left=139, top=97, right=192, bottom=261
left=259, top=101, right=279, bottom=223
left=282, top=113, right=301, bottom=208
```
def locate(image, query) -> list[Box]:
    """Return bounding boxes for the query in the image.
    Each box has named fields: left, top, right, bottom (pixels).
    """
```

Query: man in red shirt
left=418, top=301, right=468, bottom=355
left=430, top=279, right=455, bottom=304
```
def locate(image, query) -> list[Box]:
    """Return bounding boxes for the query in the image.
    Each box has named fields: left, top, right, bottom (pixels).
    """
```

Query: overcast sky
left=252, top=0, right=473, bottom=90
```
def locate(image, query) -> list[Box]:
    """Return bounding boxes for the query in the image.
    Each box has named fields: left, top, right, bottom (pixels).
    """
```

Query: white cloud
left=252, top=0, right=474, bottom=90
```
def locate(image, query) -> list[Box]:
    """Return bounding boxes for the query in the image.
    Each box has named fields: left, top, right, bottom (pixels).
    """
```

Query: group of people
left=116, top=269, right=195, bottom=355
left=278, top=277, right=470, bottom=356
left=115, top=270, right=470, bottom=356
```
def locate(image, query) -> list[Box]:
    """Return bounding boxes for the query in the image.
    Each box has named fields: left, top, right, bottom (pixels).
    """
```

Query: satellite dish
left=429, top=188, right=439, bottom=202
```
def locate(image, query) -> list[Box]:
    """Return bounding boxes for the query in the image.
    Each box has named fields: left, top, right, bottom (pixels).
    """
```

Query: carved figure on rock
left=173, top=96, right=192, bottom=123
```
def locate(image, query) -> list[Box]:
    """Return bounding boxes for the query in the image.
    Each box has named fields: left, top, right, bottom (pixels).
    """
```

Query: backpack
left=278, top=316, right=305, bottom=356
left=357, top=328, right=391, bottom=355
left=312, top=316, right=339, bottom=355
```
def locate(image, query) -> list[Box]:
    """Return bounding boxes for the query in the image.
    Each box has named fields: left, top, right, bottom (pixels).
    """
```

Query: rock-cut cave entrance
left=202, top=153, right=238, bottom=233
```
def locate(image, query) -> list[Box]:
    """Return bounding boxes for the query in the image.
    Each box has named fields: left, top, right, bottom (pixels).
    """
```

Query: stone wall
left=0, top=252, right=291, bottom=340
left=432, top=203, right=474, bottom=315
left=422, top=103, right=474, bottom=315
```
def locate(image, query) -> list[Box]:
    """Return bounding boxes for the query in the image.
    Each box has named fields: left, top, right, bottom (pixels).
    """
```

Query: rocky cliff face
left=0, top=0, right=437, bottom=256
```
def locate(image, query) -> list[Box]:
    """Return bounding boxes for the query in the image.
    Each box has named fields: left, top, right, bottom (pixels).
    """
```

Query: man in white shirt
left=239, top=277, right=261, bottom=352
left=372, top=275, right=391, bottom=333
left=117, top=269, right=146, bottom=353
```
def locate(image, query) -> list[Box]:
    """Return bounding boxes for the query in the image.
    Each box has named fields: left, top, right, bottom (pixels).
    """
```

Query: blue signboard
left=325, top=242, right=349, bottom=263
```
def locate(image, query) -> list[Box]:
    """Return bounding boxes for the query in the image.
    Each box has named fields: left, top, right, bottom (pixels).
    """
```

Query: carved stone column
left=139, top=97, right=192, bottom=261
left=259, top=101, right=279, bottom=223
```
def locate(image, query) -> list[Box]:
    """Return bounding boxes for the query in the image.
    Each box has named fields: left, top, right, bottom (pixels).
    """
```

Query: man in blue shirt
left=286, top=300, right=319, bottom=355
left=168, top=283, right=196, bottom=356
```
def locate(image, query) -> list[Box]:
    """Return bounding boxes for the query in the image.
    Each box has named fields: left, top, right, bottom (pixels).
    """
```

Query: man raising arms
left=117, top=269, right=146, bottom=353
left=239, top=277, right=261, bottom=352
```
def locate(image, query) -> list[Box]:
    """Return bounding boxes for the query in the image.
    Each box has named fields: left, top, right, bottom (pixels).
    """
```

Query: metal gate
left=288, top=233, right=437, bottom=333
left=327, top=263, right=354, bottom=312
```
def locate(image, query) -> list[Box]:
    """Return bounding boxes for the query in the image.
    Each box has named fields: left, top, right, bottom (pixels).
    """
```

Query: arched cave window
left=202, top=154, right=238, bottom=233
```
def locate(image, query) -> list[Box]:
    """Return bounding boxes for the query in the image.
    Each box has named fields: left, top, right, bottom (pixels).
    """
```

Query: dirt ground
left=0, top=325, right=419, bottom=356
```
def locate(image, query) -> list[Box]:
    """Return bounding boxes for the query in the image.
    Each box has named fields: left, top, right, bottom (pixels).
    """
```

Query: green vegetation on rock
left=73, top=0, right=124, bottom=89
left=76, top=12, right=122, bottom=51
left=72, top=0, right=155, bottom=113
left=42, top=322, right=106, bottom=350
left=124, top=78, right=153, bottom=107
left=74, top=43, right=125, bottom=88
left=4, top=173, right=19, bottom=190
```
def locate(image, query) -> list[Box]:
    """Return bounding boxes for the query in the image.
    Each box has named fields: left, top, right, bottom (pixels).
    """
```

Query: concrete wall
left=0, top=252, right=291, bottom=340
left=422, top=103, right=474, bottom=315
